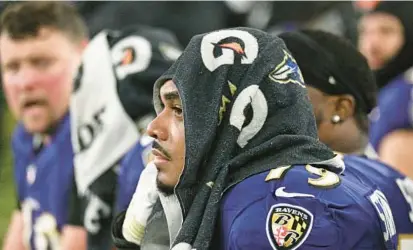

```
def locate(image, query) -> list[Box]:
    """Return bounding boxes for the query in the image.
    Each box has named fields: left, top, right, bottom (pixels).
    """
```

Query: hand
left=122, top=162, right=159, bottom=245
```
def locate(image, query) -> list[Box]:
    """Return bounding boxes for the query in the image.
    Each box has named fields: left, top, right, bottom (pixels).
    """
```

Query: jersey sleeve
left=369, top=81, right=413, bottom=151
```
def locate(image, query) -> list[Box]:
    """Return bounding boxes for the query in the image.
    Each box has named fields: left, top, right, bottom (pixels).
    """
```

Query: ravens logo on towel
left=266, top=203, right=313, bottom=250
left=268, top=50, right=305, bottom=88
left=200, top=29, right=259, bottom=72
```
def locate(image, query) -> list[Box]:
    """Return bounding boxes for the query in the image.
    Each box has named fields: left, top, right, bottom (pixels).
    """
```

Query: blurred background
left=0, top=0, right=386, bottom=243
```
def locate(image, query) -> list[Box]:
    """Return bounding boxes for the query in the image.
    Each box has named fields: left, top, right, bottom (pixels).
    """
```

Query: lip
left=20, top=99, right=47, bottom=110
left=152, top=149, right=170, bottom=164
left=21, top=104, right=46, bottom=115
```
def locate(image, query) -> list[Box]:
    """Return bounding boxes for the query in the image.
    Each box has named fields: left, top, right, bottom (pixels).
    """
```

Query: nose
left=362, top=31, right=381, bottom=52
left=147, top=113, right=168, bottom=141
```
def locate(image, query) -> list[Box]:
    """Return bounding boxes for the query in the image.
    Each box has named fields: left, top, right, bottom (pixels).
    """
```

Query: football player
left=281, top=29, right=413, bottom=249
left=112, top=27, right=397, bottom=250
left=358, top=2, right=413, bottom=178
left=0, top=2, right=88, bottom=250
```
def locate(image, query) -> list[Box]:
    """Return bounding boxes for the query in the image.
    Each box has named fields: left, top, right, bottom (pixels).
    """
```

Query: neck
left=33, top=133, right=52, bottom=144
left=35, top=131, right=54, bottom=146
left=32, top=121, right=60, bottom=147
left=348, top=133, right=368, bottom=155
left=329, top=124, right=368, bottom=155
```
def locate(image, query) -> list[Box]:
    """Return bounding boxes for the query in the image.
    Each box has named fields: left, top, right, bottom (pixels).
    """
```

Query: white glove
left=122, top=162, right=159, bottom=245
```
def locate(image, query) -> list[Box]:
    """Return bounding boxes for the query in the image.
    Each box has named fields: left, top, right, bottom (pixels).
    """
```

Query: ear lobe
left=334, top=94, right=356, bottom=122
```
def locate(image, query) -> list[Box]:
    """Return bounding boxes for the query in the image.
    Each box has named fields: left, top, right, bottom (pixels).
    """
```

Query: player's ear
left=331, top=94, right=355, bottom=123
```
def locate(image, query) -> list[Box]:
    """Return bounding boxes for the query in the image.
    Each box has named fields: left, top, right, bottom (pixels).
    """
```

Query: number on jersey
left=21, top=198, right=60, bottom=250
left=265, top=165, right=341, bottom=188
left=368, top=190, right=397, bottom=243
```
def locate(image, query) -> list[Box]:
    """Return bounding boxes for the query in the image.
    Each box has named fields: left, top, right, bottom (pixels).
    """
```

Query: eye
left=172, top=106, right=183, bottom=117
left=4, top=62, right=20, bottom=74
left=32, top=57, right=53, bottom=70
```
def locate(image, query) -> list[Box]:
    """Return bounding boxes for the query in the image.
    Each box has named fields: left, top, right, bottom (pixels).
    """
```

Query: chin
left=24, top=124, right=47, bottom=134
left=370, top=65, right=382, bottom=71
left=156, top=175, right=175, bottom=196
left=23, top=120, right=50, bottom=134
left=369, top=60, right=384, bottom=71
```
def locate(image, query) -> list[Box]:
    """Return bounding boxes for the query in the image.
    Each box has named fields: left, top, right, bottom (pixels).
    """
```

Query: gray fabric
left=141, top=200, right=169, bottom=250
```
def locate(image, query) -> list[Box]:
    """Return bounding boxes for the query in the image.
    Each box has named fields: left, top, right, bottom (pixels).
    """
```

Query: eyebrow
left=163, top=91, right=180, bottom=101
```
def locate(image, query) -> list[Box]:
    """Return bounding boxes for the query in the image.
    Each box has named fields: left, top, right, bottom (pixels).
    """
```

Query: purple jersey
left=13, top=113, right=73, bottom=250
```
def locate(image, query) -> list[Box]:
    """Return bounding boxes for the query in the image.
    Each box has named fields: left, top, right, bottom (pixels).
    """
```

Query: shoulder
left=344, top=155, right=413, bottom=234
left=223, top=164, right=374, bottom=206
left=220, top=165, right=391, bottom=250
left=344, top=155, right=403, bottom=181
left=376, top=69, right=413, bottom=109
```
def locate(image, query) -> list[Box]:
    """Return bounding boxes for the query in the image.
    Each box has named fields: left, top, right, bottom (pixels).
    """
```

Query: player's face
left=147, top=80, right=185, bottom=195
left=1, top=27, right=83, bottom=134
left=358, top=12, right=404, bottom=70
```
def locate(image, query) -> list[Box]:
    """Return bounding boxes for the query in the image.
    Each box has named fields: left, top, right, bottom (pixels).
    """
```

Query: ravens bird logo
left=200, top=30, right=259, bottom=72
left=269, top=50, right=305, bottom=88
left=212, top=37, right=247, bottom=63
